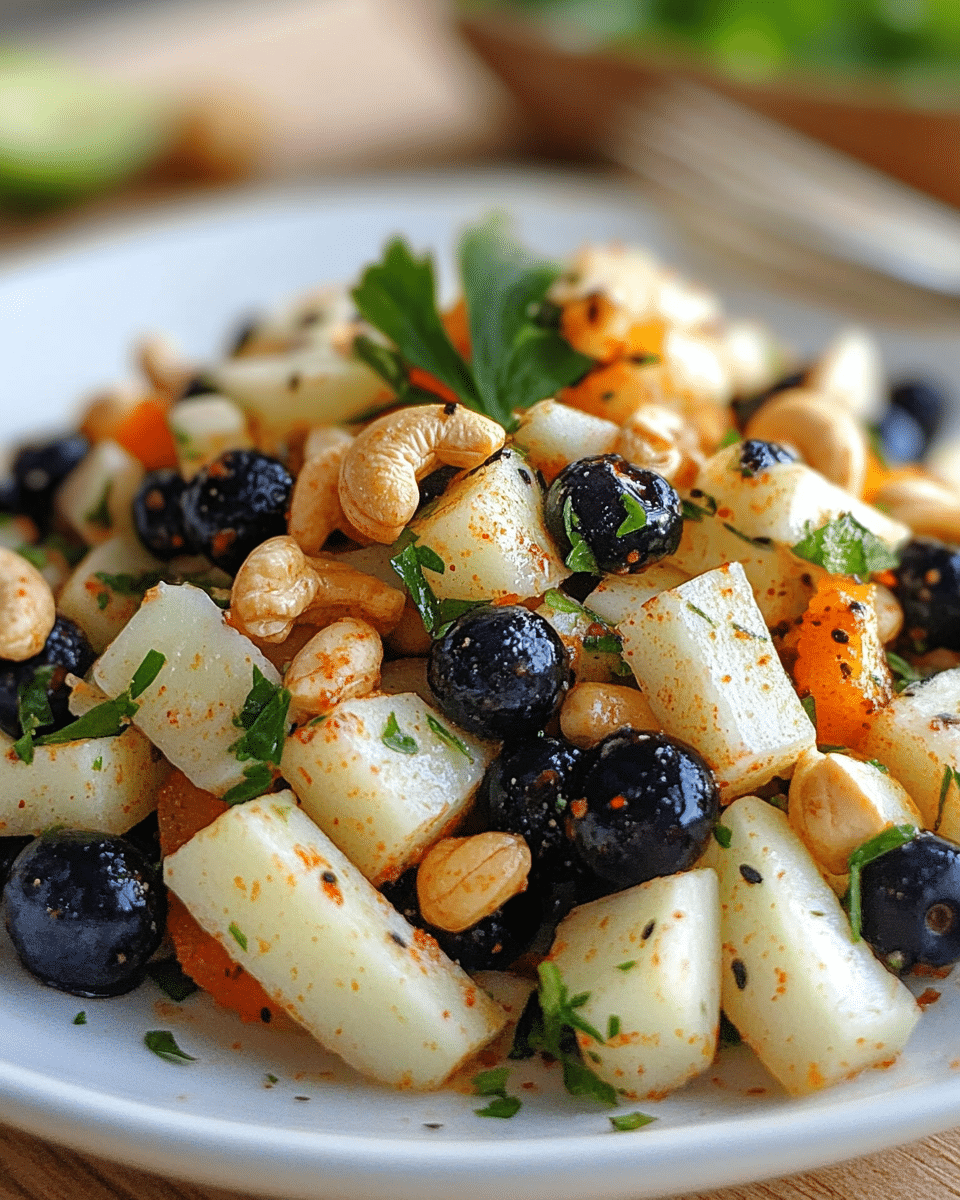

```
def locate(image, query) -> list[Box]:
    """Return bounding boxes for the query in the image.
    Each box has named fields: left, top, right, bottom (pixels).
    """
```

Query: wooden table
left=2, top=1, right=960, bottom=1197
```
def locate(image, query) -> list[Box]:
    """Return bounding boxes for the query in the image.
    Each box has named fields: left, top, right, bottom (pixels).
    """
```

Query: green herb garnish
left=719, top=428, right=741, bottom=449
left=936, top=765, right=960, bottom=832
left=230, top=667, right=291, bottom=769
left=222, top=762, right=275, bottom=806
left=606, top=1014, right=621, bottom=1040
left=543, top=588, right=586, bottom=615
left=229, top=922, right=248, bottom=951
left=609, top=1111, right=656, bottom=1132
left=73, top=1011, right=86, bottom=1026
left=426, top=714, right=473, bottom=762
left=886, top=651, right=922, bottom=692
left=847, top=824, right=917, bottom=941
left=129, top=649, right=166, bottom=699
left=791, top=513, right=899, bottom=576
left=681, top=492, right=718, bottom=522
left=722, top=522, right=771, bottom=548
left=615, top=494, right=647, bottom=537
left=84, top=481, right=112, bottom=530
left=801, top=695, right=817, bottom=729
left=713, top=823, right=732, bottom=848
left=12, top=664, right=56, bottom=763
left=146, top=958, right=199, bottom=1002
left=472, top=1066, right=522, bottom=1118
left=92, top=756, right=103, bottom=771
left=144, top=1030, right=196, bottom=1063
left=94, top=569, right=166, bottom=599
left=563, top=496, right=600, bottom=574
left=382, top=711, right=418, bottom=755
left=731, top=622, right=768, bottom=641
left=686, top=602, right=714, bottom=627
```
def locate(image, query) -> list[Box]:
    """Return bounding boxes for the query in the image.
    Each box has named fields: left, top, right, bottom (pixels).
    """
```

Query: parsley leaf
left=886, top=650, right=922, bottom=692
left=563, top=497, right=600, bottom=574
left=426, top=714, right=473, bottom=762
left=231, top=667, right=290, bottom=767
left=229, top=922, right=248, bottom=951
left=144, top=1029, right=196, bottom=1064
left=847, top=823, right=917, bottom=941
left=681, top=491, right=718, bottom=522
left=472, top=1066, right=522, bottom=1118
left=610, top=1111, right=656, bottom=1132
left=801, top=695, right=817, bottom=730
left=352, top=334, right=441, bottom=408
left=389, top=541, right=485, bottom=638
left=146, top=958, right=199, bottom=1003
left=129, top=649, right=166, bottom=699
left=791, top=513, right=899, bottom=576
left=222, top=762, right=275, bottom=806
left=84, top=481, right=112, bottom=530
left=936, top=765, right=960, bottom=832
left=615, top=494, right=648, bottom=537
left=73, top=1011, right=86, bottom=1026
left=713, top=823, right=732, bottom=848
left=382, top=711, right=418, bottom=755
left=12, top=664, right=56, bottom=764
left=719, top=428, right=741, bottom=449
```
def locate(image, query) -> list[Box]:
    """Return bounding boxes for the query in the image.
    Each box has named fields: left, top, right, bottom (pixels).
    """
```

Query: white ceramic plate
left=2, top=170, right=960, bottom=1200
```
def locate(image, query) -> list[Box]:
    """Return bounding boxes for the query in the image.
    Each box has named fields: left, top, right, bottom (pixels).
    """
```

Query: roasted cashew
left=284, top=617, right=382, bottom=720
left=135, top=332, right=194, bottom=399
left=416, top=833, right=531, bottom=933
left=872, top=474, right=960, bottom=544
left=289, top=437, right=352, bottom=555
left=0, top=547, right=56, bottom=661
left=338, top=404, right=505, bottom=543
left=559, top=681, right=660, bottom=749
left=615, top=402, right=703, bottom=488
left=231, top=536, right=405, bottom=642
left=744, top=387, right=868, bottom=496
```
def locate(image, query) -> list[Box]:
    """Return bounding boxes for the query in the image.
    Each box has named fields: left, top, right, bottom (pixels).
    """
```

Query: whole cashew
left=744, top=387, right=868, bottom=496
left=338, top=403, right=505, bottom=543
left=289, top=434, right=352, bottom=555
left=0, top=547, right=56, bottom=661
left=872, top=474, right=960, bottom=544
left=284, top=616, right=382, bottom=720
left=615, top=402, right=703, bottom=488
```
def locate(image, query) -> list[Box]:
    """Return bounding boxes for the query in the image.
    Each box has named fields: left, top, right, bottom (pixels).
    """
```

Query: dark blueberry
left=178, top=376, right=217, bottom=401
left=3, top=829, right=165, bottom=997
left=876, top=406, right=927, bottom=465
left=121, top=811, right=162, bottom=865
left=732, top=368, right=807, bottom=428
left=132, top=469, right=192, bottom=560
left=544, top=455, right=682, bottom=575
left=0, top=478, right=19, bottom=514
left=570, top=729, right=719, bottom=888
left=738, top=439, right=795, bottom=476
left=893, top=539, right=960, bottom=651
left=12, top=434, right=88, bottom=532
left=0, top=837, right=32, bottom=890
left=180, top=450, right=293, bottom=574
left=417, top=465, right=460, bottom=511
left=480, top=737, right=581, bottom=870
left=889, top=380, right=946, bottom=442
left=227, top=313, right=260, bottom=356
left=860, top=833, right=960, bottom=972
left=0, top=615, right=96, bottom=738
left=427, top=606, right=571, bottom=741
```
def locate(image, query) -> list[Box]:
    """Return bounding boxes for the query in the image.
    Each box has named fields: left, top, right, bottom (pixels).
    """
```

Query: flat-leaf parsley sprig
left=351, top=216, right=594, bottom=429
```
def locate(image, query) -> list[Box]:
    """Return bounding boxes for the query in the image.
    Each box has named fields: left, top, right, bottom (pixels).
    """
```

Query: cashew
left=284, top=617, right=382, bottom=720
left=744, top=387, right=868, bottom=496
left=560, top=681, right=660, bottom=749
left=230, top=535, right=404, bottom=642
left=289, top=439, right=351, bottom=555
left=416, top=833, right=531, bottom=933
left=614, top=402, right=703, bottom=488
left=806, top=326, right=884, bottom=424
left=0, top=547, right=56, bottom=661
left=303, top=425, right=352, bottom=462
left=872, top=474, right=960, bottom=544
left=871, top=582, right=903, bottom=645
left=788, top=746, right=922, bottom=878
left=338, top=404, right=505, bottom=543
left=136, top=332, right=194, bottom=399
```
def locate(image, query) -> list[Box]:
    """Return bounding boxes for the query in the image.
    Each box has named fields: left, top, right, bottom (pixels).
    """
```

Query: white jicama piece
left=281, top=692, right=493, bottom=884
left=94, top=582, right=280, bottom=797
left=0, top=726, right=166, bottom=836
left=167, top=394, right=254, bottom=480
left=859, top=668, right=960, bottom=838
left=701, top=794, right=920, bottom=1094
left=622, top=562, right=815, bottom=800
left=550, top=869, right=720, bottom=1099
left=409, top=447, right=567, bottom=602
left=55, top=438, right=144, bottom=546
left=583, top=562, right=691, bottom=627
left=511, top=399, right=618, bottom=483
left=58, top=536, right=166, bottom=653
left=164, top=794, right=506, bottom=1089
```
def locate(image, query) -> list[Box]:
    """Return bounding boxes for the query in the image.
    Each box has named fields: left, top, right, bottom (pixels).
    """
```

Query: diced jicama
left=55, top=439, right=143, bottom=546
left=281, top=691, right=493, bottom=884
left=58, top=536, right=165, bottom=653
left=550, top=869, right=720, bottom=1099
left=163, top=794, right=507, bottom=1088
left=93, top=582, right=280, bottom=797
left=583, top=562, right=690, bottom=627
left=167, top=394, right=253, bottom=480
left=701, top=794, right=920, bottom=1094
left=511, top=399, right=618, bottom=483
left=622, top=562, right=815, bottom=799
left=0, top=726, right=166, bottom=836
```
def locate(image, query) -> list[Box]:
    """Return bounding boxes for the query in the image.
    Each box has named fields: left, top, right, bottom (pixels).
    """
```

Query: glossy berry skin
left=860, top=834, right=960, bottom=972
left=480, top=736, right=581, bottom=870
left=738, top=439, right=795, bottom=476
left=132, top=469, right=192, bottom=560
left=180, top=450, right=293, bottom=574
left=544, top=455, right=682, bottom=575
left=877, top=406, right=927, bottom=465
left=893, top=539, right=960, bottom=651
left=12, top=434, right=88, bottom=532
left=570, top=729, right=719, bottom=889
left=0, top=616, right=96, bottom=738
left=3, top=830, right=165, bottom=997
left=427, top=606, right=571, bottom=741
left=889, top=380, right=946, bottom=443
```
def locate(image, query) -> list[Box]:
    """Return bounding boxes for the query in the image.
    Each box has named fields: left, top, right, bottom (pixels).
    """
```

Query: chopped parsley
left=801, top=695, right=817, bottom=729
left=231, top=667, right=290, bottom=767
left=144, top=1029, right=196, bottom=1063
left=610, top=1111, right=656, bottom=1132
left=791, top=513, right=899, bottom=576
left=936, top=765, right=960, bottom=832
left=84, top=481, right=112, bottom=530
left=582, top=632, right=622, bottom=655
left=12, top=664, right=56, bottom=763
left=94, top=569, right=166, bottom=598
left=382, top=711, right=418, bottom=755
left=73, top=1011, right=86, bottom=1026
left=615, top=494, right=647, bottom=537
left=222, top=762, right=275, bottom=807
left=886, top=651, right=922, bottom=692
left=616, top=960, right=636, bottom=972
left=722, top=522, right=771, bottom=548
left=719, top=428, right=741, bottom=449
left=847, top=824, right=917, bottom=941
left=425, top=714, right=473, bottom=762
left=562, top=497, right=600, bottom=574
left=606, top=1014, right=621, bottom=1040
left=472, top=1066, right=522, bottom=1118
left=543, top=588, right=586, bottom=615
left=731, top=622, right=767, bottom=641
left=16, top=544, right=48, bottom=570
left=686, top=602, right=714, bottom=626
left=681, top=491, right=718, bottom=522
left=92, top=756, right=103, bottom=771
left=713, top=823, right=733, bottom=848
left=129, top=649, right=166, bottom=699
left=229, top=922, right=248, bottom=951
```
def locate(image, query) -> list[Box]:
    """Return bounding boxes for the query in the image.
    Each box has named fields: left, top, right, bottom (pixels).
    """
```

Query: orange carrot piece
left=111, top=395, right=179, bottom=471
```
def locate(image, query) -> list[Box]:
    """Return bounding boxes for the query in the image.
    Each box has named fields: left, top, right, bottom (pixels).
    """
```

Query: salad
left=0, top=214, right=958, bottom=1117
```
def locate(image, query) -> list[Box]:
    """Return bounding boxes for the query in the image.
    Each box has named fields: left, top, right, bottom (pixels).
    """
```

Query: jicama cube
left=167, top=394, right=253, bottom=480
left=583, top=562, right=691, bottom=627
left=859, top=668, right=960, bottom=837
left=701, top=794, right=920, bottom=1094
left=549, top=869, right=720, bottom=1099
left=511, top=399, right=618, bottom=483
left=622, top=562, right=815, bottom=799
left=94, top=582, right=280, bottom=797
left=55, top=439, right=143, bottom=546
left=164, top=795, right=507, bottom=1089
left=0, top=726, right=166, bottom=836
left=281, top=691, right=493, bottom=884
left=409, top=448, right=568, bottom=602
left=59, top=536, right=166, bottom=653
left=534, top=591, right=626, bottom=684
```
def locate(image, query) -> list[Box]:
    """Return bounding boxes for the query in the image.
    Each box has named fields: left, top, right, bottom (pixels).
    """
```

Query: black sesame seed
left=731, top=959, right=748, bottom=990
left=322, top=871, right=337, bottom=884
left=739, top=864, right=763, bottom=885
left=831, top=629, right=850, bottom=644
left=641, top=919, right=655, bottom=940
left=390, top=931, right=407, bottom=948
left=260, top=1007, right=271, bottom=1023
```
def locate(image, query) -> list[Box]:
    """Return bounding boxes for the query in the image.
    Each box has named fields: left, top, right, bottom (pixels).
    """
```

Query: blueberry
left=889, top=380, right=946, bottom=443
left=178, top=376, right=217, bottom=401
left=738, top=439, right=795, bottom=476
left=132, top=469, right=192, bottom=560
left=0, top=615, right=96, bottom=738
left=876, top=406, right=927, bottom=465
left=570, top=729, right=719, bottom=889
left=12, top=434, right=88, bottom=532
left=427, top=606, right=571, bottom=741
left=544, top=455, right=682, bottom=575
left=893, top=539, right=960, bottom=651
left=0, top=837, right=32, bottom=890
left=180, top=450, right=293, bottom=574
left=860, top=833, right=960, bottom=972
left=3, top=829, right=165, bottom=997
